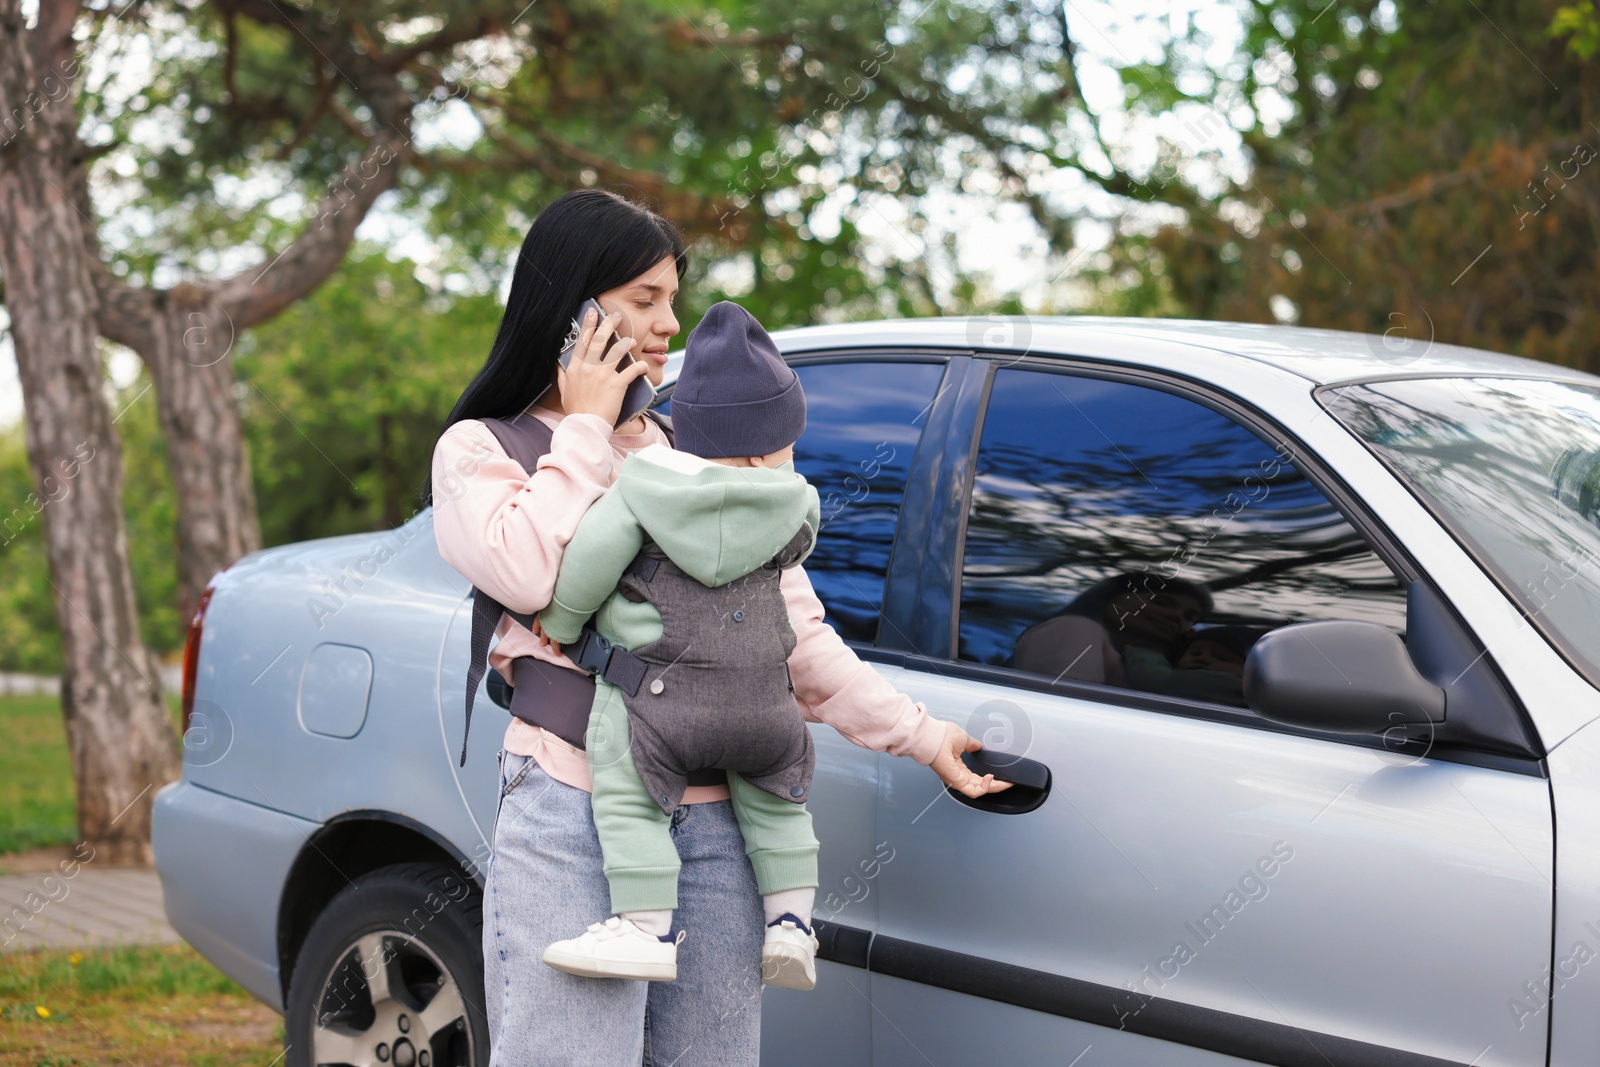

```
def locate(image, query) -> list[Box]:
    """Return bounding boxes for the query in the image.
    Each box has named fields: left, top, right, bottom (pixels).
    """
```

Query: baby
left=536, top=301, right=823, bottom=990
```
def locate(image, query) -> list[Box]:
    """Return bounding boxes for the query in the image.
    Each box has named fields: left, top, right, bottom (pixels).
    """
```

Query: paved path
left=0, top=853, right=180, bottom=953
left=0, top=666, right=183, bottom=697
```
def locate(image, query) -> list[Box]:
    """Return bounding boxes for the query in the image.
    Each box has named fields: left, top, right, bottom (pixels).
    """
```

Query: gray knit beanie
left=671, top=301, right=806, bottom=459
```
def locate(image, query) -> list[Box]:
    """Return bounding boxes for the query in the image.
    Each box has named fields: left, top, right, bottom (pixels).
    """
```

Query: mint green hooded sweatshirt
left=539, top=443, right=821, bottom=648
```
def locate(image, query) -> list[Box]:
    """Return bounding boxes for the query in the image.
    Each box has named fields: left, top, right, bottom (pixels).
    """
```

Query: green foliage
left=0, top=371, right=179, bottom=673
left=1552, top=3, right=1600, bottom=59
left=119, top=377, right=184, bottom=656
left=237, top=247, right=504, bottom=543
left=1, top=242, right=518, bottom=662
left=1075, top=235, right=1191, bottom=319
left=0, top=435, right=60, bottom=672
left=1119, top=0, right=1600, bottom=375
left=85, top=0, right=1105, bottom=332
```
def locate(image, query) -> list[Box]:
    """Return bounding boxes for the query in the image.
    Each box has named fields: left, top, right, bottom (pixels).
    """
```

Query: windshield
left=1322, top=375, right=1600, bottom=688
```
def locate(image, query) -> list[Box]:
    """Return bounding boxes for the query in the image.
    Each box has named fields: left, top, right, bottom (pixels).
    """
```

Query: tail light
left=181, top=583, right=218, bottom=737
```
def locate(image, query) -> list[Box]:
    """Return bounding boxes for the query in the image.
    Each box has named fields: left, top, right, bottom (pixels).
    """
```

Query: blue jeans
left=484, top=749, right=766, bottom=1066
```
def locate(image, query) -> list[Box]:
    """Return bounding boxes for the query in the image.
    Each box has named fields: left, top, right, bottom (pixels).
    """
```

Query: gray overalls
left=614, top=522, right=817, bottom=816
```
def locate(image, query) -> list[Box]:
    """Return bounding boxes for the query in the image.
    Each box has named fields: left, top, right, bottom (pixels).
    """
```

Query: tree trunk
left=97, top=282, right=261, bottom=624
left=0, top=0, right=179, bottom=863
left=149, top=288, right=262, bottom=623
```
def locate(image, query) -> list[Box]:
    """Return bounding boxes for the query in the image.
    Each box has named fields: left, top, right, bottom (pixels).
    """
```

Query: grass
left=0, top=695, right=75, bottom=856
left=0, top=942, right=284, bottom=1066
left=0, top=692, right=184, bottom=856
left=0, top=693, right=277, bottom=1065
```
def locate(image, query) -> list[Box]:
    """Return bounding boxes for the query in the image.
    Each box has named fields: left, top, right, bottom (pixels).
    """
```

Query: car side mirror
left=1243, top=620, right=1445, bottom=734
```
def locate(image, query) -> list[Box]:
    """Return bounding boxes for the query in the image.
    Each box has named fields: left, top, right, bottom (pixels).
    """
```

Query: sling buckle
left=569, top=625, right=614, bottom=675
left=569, top=625, right=648, bottom=697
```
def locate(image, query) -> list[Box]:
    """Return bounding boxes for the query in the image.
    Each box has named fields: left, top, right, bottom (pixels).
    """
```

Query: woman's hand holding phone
left=555, top=306, right=651, bottom=427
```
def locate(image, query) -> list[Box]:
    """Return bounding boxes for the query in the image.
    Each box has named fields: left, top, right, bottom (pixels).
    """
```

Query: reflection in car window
left=1323, top=376, right=1600, bottom=689
left=958, top=368, right=1406, bottom=707
left=790, top=361, right=944, bottom=642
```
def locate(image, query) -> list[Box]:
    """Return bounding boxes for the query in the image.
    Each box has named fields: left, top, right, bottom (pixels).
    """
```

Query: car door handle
left=944, top=748, right=1051, bottom=814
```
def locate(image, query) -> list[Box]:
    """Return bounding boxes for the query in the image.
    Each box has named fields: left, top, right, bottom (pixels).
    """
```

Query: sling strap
left=458, top=408, right=673, bottom=766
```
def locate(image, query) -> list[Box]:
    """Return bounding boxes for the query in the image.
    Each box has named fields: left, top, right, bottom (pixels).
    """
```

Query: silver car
left=155, top=317, right=1600, bottom=1067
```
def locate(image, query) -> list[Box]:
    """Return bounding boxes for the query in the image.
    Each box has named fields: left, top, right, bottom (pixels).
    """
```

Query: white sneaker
left=542, top=915, right=684, bottom=981
left=761, top=914, right=819, bottom=990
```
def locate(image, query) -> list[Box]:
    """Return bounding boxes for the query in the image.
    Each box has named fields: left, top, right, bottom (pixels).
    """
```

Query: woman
left=423, top=189, right=1011, bottom=1066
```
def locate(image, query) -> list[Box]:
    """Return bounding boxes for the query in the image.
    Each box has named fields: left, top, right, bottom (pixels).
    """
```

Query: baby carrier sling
left=610, top=523, right=816, bottom=814
left=458, top=406, right=723, bottom=791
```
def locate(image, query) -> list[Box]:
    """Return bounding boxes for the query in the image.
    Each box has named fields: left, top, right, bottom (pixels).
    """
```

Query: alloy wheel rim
left=309, top=929, right=472, bottom=1067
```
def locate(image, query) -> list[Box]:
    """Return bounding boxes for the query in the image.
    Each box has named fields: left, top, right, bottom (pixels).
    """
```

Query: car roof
left=759, top=315, right=1600, bottom=388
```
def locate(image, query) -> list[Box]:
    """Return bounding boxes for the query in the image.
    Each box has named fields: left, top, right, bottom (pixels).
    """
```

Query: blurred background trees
left=1083, top=0, right=1600, bottom=370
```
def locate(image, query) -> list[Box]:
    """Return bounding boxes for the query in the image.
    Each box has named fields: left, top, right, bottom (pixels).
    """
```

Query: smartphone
left=557, top=298, right=657, bottom=428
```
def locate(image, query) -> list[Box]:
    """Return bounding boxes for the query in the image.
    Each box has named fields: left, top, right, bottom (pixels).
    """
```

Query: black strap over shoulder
left=457, top=407, right=674, bottom=766
left=643, top=408, right=673, bottom=438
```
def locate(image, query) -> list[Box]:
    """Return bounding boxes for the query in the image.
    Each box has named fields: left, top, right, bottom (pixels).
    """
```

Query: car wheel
left=285, top=862, right=487, bottom=1067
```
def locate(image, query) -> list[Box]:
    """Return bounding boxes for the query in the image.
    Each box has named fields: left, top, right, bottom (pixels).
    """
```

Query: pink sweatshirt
left=430, top=403, right=948, bottom=802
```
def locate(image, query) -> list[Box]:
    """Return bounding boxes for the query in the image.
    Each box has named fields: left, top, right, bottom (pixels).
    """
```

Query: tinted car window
left=790, top=361, right=943, bottom=641
left=957, top=368, right=1405, bottom=707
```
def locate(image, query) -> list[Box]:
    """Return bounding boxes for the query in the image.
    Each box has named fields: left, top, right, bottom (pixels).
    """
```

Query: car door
left=667, top=354, right=951, bottom=1067
left=861, top=359, right=1552, bottom=1066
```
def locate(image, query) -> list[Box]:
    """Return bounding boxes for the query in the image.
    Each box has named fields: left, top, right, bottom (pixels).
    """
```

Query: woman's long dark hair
left=420, top=189, right=686, bottom=506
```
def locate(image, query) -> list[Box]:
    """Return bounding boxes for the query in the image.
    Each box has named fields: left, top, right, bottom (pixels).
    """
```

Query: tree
left=1110, top=1, right=1600, bottom=371
left=0, top=0, right=174, bottom=861
left=90, top=2, right=420, bottom=628
left=0, top=372, right=183, bottom=676
left=0, top=252, right=493, bottom=684
left=1, top=0, right=444, bottom=857
left=238, top=248, right=502, bottom=542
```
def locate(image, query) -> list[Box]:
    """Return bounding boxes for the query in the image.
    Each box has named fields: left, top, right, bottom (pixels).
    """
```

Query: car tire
left=284, top=861, right=488, bottom=1067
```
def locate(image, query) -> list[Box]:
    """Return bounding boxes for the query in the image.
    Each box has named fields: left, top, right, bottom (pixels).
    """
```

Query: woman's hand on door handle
left=929, top=721, right=1015, bottom=797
